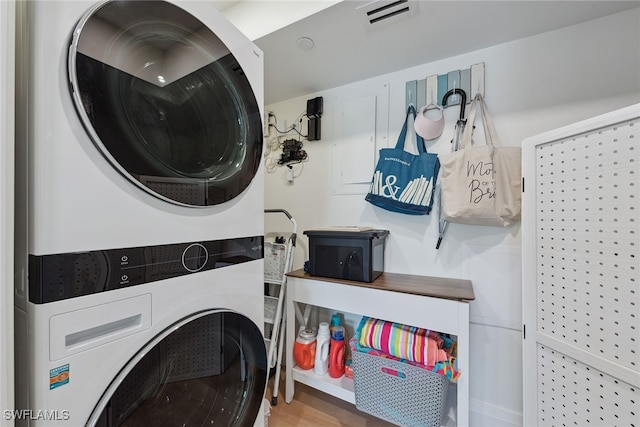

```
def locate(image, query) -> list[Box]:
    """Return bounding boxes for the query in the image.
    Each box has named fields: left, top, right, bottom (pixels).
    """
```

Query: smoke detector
left=296, top=37, right=315, bottom=51
left=358, top=0, right=418, bottom=30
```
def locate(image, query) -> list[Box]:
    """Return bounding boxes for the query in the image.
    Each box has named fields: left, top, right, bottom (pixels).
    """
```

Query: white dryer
left=14, top=0, right=267, bottom=425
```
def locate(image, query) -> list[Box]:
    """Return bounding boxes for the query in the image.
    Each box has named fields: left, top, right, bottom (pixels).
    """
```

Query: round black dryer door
left=88, top=310, right=268, bottom=426
left=68, top=0, right=263, bottom=207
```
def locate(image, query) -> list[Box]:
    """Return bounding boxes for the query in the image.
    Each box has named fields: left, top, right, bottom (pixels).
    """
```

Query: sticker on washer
left=49, top=364, right=70, bottom=390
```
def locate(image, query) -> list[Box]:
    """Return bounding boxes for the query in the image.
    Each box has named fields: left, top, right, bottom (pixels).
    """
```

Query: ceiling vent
left=358, top=0, right=418, bottom=30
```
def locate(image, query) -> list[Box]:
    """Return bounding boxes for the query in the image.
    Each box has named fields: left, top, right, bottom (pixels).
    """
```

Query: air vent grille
left=359, top=0, right=417, bottom=28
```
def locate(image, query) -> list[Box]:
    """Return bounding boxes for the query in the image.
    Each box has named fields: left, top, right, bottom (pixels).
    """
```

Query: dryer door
left=68, top=0, right=262, bottom=207
left=88, top=310, right=267, bottom=426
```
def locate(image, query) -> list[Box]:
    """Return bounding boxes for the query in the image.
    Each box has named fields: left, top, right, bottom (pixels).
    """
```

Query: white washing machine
left=14, top=0, right=267, bottom=425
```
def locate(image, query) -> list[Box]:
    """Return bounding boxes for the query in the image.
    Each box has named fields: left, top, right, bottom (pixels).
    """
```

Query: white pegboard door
left=522, top=104, right=640, bottom=427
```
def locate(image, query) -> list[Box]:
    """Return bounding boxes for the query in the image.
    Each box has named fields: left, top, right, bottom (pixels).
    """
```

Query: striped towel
left=357, top=317, right=448, bottom=367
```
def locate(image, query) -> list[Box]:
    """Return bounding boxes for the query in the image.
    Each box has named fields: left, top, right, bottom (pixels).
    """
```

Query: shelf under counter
left=284, top=269, right=474, bottom=426
left=291, top=366, right=356, bottom=404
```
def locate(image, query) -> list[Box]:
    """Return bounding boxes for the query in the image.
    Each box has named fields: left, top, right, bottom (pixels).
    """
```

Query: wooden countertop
left=286, top=269, right=475, bottom=302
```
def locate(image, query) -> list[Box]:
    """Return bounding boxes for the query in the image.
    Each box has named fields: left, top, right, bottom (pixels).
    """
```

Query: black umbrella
left=436, top=88, right=468, bottom=249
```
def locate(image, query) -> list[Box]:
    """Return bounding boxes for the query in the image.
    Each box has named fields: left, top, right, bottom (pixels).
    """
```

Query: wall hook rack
left=405, top=62, right=484, bottom=112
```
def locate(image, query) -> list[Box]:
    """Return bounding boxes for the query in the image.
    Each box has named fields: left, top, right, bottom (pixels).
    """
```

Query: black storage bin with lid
left=304, top=229, right=389, bottom=282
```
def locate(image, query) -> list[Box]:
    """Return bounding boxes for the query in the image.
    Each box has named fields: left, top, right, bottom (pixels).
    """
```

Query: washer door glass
left=88, top=311, right=267, bottom=426
left=69, top=0, right=262, bottom=207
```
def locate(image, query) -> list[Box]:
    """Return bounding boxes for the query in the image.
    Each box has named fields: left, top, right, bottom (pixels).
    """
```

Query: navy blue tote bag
left=365, top=106, right=440, bottom=215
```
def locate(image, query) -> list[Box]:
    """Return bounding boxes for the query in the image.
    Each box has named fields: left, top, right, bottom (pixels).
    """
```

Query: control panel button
left=182, top=243, right=208, bottom=272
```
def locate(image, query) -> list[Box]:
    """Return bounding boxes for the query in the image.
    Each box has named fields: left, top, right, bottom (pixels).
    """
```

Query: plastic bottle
left=313, top=322, right=330, bottom=376
left=329, top=314, right=341, bottom=336
left=344, top=358, right=354, bottom=379
left=293, top=328, right=317, bottom=370
left=329, top=325, right=346, bottom=378
left=330, top=314, right=351, bottom=361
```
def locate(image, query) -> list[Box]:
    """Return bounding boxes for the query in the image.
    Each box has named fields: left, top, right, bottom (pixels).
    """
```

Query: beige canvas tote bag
left=438, top=94, right=521, bottom=226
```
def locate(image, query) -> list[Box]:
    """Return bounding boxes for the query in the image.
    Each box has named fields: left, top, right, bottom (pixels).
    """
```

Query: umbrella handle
left=442, top=89, right=467, bottom=120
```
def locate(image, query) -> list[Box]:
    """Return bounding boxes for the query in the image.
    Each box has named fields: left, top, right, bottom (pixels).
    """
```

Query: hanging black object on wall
left=278, top=139, right=306, bottom=165
left=308, top=118, right=321, bottom=141
left=306, top=96, right=323, bottom=117
left=306, top=96, right=323, bottom=141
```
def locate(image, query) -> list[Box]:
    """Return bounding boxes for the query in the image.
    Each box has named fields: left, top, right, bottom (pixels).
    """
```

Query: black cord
left=269, top=123, right=308, bottom=139
left=291, top=125, right=308, bottom=139
left=284, top=158, right=306, bottom=167
left=269, top=123, right=288, bottom=134
left=268, top=112, right=308, bottom=138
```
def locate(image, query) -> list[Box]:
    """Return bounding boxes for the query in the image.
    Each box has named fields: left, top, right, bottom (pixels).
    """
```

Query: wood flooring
left=265, top=373, right=394, bottom=427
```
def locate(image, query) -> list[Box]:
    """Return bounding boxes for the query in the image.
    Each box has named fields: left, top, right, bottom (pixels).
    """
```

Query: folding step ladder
left=263, top=209, right=297, bottom=405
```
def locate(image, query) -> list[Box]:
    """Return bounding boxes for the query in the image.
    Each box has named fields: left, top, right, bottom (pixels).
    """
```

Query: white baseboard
left=470, top=398, right=522, bottom=427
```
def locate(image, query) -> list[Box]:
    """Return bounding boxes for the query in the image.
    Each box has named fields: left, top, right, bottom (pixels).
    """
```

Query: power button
left=182, top=243, right=209, bottom=272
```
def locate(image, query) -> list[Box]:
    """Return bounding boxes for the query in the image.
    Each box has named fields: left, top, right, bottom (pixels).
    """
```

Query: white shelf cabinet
left=285, top=269, right=475, bottom=426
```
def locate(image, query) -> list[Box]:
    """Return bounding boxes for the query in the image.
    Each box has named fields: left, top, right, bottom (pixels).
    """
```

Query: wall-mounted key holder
left=405, top=62, right=485, bottom=111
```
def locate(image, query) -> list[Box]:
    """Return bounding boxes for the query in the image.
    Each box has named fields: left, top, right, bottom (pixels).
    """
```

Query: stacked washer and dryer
left=15, top=1, right=267, bottom=425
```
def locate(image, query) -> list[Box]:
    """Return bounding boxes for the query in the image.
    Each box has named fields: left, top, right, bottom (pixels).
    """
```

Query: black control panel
left=29, top=236, right=263, bottom=304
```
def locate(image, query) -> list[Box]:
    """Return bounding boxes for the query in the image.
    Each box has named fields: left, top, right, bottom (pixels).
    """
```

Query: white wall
left=0, top=1, right=15, bottom=425
left=264, top=9, right=640, bottom=426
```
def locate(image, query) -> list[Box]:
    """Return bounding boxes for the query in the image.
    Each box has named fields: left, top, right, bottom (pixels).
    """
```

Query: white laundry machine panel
left=14, top=0, right=268, bottom=425
left=16, top=261, right=267, bottom=426
left=20, top=0, right=264, bottom=259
